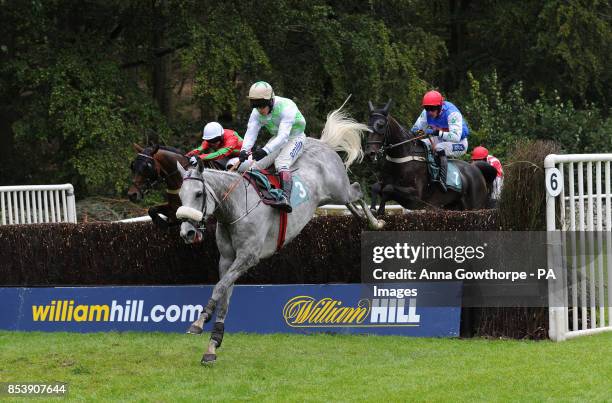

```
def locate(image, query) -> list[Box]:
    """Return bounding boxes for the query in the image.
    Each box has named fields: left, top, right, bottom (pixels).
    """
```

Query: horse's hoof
left=186, top=324, right=203, bottom=335
left=201, top=353, right=217, bottom=365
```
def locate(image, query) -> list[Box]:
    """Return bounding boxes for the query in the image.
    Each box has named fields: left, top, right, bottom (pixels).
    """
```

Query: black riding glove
left=238, top=150, right=249, bottom=163
left=252, top=148, right=268, bottom=161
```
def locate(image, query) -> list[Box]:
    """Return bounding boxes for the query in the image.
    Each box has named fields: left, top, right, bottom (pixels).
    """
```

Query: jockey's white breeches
left=492, top=177, right=503, bottom=200
left=422, top=137, right=468, bottom=158
left=270, top=134, right=305, bottom=171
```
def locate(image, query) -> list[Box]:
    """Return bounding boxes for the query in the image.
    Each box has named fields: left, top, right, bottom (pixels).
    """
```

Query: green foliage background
left=0, top=0, right=610, bottom=197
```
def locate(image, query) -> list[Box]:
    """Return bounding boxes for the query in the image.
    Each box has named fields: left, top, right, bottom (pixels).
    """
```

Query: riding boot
left=437, top=150, right=448, bottom=192
left=275, top=170, right=293, bottom=213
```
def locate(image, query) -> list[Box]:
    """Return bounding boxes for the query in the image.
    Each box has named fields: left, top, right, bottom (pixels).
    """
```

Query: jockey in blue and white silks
left=411, top=90, right=469, bottom=191
left=411, top=91, right=469, bottom=158
left=239, top=81, right=306, bottom=213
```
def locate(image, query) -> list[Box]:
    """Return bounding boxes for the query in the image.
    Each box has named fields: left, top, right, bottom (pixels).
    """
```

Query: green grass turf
left=0, top=331, right=610, bottom=402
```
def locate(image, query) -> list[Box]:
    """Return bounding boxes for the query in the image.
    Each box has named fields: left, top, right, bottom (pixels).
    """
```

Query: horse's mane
left=201, top=168, right=240, bottom=179
left=144, top=144, right=184, bottom=155
left=387, top=115, right=410, bottom=134
left=160, top=145, right=183, bottom=154
left=388, top=114, right=424, bottom=143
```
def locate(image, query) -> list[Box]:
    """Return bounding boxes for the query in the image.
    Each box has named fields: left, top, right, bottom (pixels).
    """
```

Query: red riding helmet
left=471, top=146, right=489, bottom=160
left=422, top=90, right=444, bottom=107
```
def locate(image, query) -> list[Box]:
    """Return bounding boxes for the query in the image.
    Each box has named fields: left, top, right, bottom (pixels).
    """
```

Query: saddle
left=243, top=168, right=292, bottom=252
left=243, top=169, right=285, bottom=206
left=420, top=141, right=462, bottom=192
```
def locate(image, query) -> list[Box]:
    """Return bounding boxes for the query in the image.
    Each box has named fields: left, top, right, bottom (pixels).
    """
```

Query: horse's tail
left=473, top=160, right=498, bottom=197
left=320, top=108, right=370, bottom=169
left=474, top=161, right=497, bottom=185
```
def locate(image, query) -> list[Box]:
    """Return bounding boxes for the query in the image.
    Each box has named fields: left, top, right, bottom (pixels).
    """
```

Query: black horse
left=365, top=100, right=495, bottom=215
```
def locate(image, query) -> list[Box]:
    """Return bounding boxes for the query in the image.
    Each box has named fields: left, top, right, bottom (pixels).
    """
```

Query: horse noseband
left=176, top=205, right=204, bottom=223
left=179, top=175, right=213, bottom=231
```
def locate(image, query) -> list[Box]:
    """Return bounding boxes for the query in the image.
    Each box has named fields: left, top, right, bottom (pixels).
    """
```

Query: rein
left=219, top=161, right=265, bottom=224
left=383, top=133, right=428, bottom=150
left=367, top=113, right=428, bottom=158
left=183, top=165, right=263, bottom=227
left=221, top=160, right=254, bottom=202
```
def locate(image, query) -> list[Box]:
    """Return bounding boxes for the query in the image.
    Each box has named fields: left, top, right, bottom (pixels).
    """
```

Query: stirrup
left=433, top=177, right=447, bottom=192
left=272, top=195, right=292, bottom=213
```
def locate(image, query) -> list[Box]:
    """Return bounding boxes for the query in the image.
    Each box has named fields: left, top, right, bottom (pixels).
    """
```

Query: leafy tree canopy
left=0, top=0, right=609, bottom=196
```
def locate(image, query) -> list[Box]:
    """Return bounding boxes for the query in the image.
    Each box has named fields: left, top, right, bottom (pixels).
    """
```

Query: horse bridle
left=180, top=173, right=262, bottom=229
left=180, top=175, right=221, bottom=230
left=366, top=113, right=426, bottom=155
left=131, top=152, right=183, bottom=195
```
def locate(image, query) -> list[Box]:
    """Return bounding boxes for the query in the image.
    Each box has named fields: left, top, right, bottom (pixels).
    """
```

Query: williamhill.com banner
left=0, top=284, right=460, bottom=336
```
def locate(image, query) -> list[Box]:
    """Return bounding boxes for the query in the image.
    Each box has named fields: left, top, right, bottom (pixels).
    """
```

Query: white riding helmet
left=248, top=81, right=274, bottom=100
left=202, top=122, right=224, bottom=140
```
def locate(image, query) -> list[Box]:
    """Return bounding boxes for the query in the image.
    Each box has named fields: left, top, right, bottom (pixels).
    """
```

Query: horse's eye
left=196, top=190, right=203, bottom=198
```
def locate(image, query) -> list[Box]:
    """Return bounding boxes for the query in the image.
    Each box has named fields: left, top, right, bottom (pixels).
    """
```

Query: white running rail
left=0, top=184, right=77, bottom=224
left=119, top=205, right=408, bottom=223
left=545, top=154, right=612, bottom=341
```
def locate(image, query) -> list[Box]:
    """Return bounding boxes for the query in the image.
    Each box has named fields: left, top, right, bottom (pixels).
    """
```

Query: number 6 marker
left=545, top=168, right=563, bottom=197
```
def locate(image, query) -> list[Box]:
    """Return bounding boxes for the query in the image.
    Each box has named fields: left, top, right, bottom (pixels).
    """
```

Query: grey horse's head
left=175, top=162, right=216, bottom=244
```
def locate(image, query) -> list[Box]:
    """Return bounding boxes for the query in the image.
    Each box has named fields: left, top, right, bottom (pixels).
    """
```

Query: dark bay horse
left=127, top=144, right=189, bottom=228
left=365, top=101, right=494, bottom=215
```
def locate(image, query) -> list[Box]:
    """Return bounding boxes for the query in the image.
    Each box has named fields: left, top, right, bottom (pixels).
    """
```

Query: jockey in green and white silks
left=239, top=81, right=306, bottom=213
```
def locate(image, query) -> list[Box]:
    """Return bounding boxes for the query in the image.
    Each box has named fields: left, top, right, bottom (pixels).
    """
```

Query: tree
left=464, top=71, right=611, bottom=158
left=424, top=0, right=611, bottom=107
left=0, top=0, right=193, bottom=192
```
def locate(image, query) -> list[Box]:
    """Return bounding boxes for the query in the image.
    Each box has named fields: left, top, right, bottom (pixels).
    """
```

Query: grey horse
left=175, top=109, right=384, bottom=364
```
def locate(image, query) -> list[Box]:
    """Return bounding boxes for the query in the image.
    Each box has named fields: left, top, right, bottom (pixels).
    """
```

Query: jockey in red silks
left=186, top=122, right=243, bottom=169
left=471, top=146, right=504, bottom=200
left=411, top=90, right=469, bottom=191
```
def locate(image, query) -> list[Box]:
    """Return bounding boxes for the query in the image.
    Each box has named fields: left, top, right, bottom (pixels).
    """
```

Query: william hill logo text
left=283, top=296, right=420, bottom=327
left=31, top=300, right=204, bottom=323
